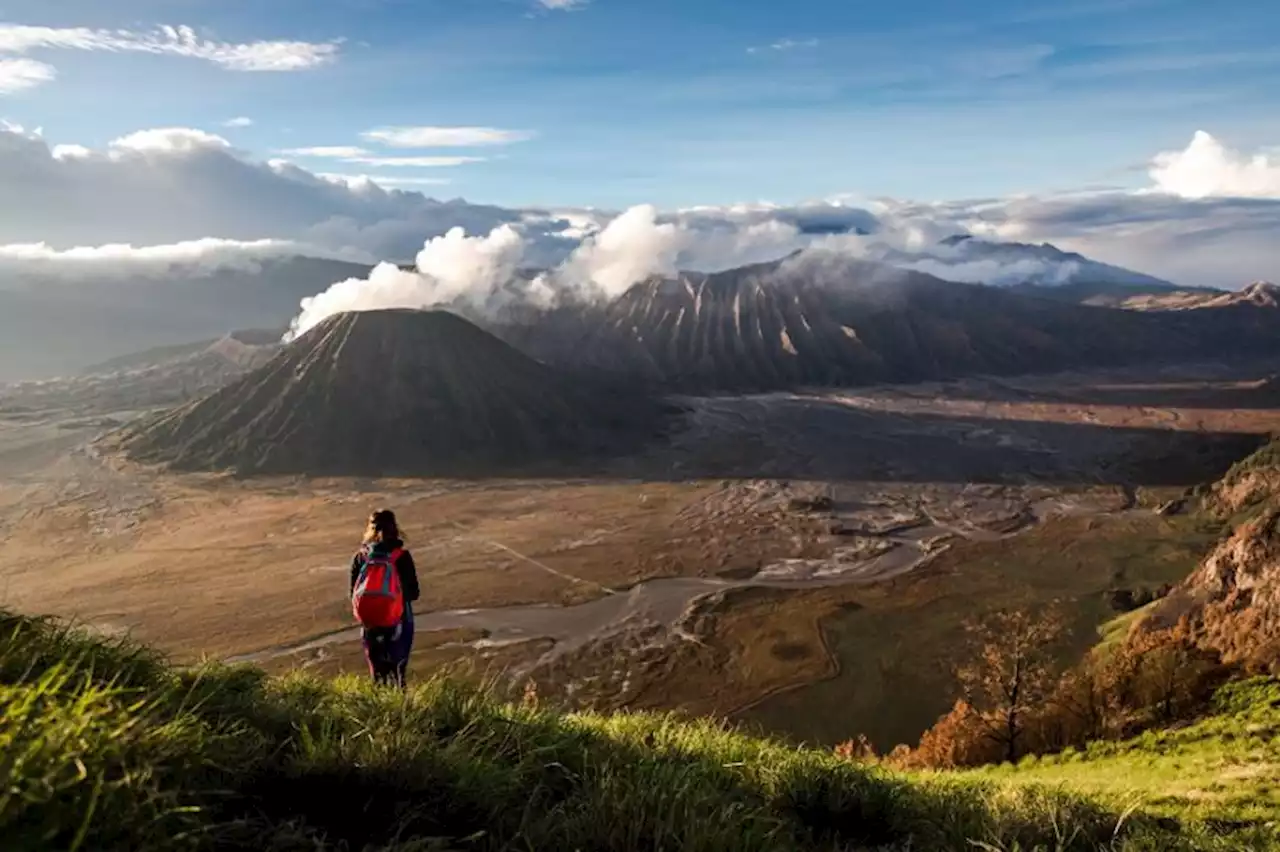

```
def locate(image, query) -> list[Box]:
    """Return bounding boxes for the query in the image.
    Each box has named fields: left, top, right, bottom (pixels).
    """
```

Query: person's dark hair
left=363, top=509, right=402, bottom=544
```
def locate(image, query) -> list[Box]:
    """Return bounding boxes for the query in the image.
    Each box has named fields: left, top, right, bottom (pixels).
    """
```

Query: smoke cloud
left=557, top=204, right=684, bottom=296
left=289, top=225, right=530, bottom=337
left=287, top=203, right=817, bottom=335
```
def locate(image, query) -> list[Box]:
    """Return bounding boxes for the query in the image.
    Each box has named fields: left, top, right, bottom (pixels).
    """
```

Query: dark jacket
left=350, top=538, right=420, bottom=604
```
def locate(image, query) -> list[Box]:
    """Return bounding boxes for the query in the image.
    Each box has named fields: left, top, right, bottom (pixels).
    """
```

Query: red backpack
left=352, top=548, right=405, bottom=629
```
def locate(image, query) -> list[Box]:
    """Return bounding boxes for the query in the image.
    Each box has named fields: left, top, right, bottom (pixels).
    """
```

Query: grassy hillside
left=1, top=609, right=1274, bottom=852
left=968, top=678, right=1280, bottom=833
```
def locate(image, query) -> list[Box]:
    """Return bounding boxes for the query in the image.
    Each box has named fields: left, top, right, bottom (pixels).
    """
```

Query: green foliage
left=0, top=609, right=1270, bottom=851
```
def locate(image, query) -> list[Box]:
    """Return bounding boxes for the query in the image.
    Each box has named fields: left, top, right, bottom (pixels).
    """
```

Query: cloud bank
left=2, top=125, right=1278, bottom=335
left=0, top=124, right=528, bottom=258
left=0, top=237, right=365, bottom=284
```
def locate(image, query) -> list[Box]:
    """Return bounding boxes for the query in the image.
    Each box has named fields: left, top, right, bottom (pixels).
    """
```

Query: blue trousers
left=362, top=604, right=414, bottom=688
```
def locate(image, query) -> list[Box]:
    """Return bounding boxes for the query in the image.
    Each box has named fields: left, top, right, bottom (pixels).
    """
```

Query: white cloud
left=0, top=123, right=525, bottom=259
left=51, top=143, right=91, bottom=159
left=224, top=117, right=254, bottom=128
left=0, top=57, right=55, bottom=93
left=343, top=154, right=485, bottom=167
left=536, top=0, right=589, bottom=9
left=315, top=173, right=451, bottom=188
left=1149, top=130, right=1280, bottom=199
left=361, top=126, right=535, bottom=147
left=279, top=143, right=487, bottom=167
left=110, top=127, right=232, bottom=153
left=0, top=23, right=338, bottom=72
left=1, top=123, right=1277, bottom=311
left=280, top=145, right=371, bottom=158
left=0, top=237, right=365, bottom=282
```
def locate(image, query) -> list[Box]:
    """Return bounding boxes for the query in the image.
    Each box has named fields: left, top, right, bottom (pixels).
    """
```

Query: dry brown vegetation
left=949, top=607, right=1072, bottom=763
left=627, top=510, right=1225, bottom=750
left=873, top=613, right=1229, bottom=771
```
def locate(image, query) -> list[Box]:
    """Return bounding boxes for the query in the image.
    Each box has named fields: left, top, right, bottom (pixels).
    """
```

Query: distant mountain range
left=0, top=238, right=1263, bottom=386
left=486, top=255, right=1280, bottom=393
left=0, top=330, right=282, bottom=417
left=871, top=235, right=1185, bottom=291
left=0, top=257, right=367, bottom=383
left=104, top=273, right=1280, bottom=477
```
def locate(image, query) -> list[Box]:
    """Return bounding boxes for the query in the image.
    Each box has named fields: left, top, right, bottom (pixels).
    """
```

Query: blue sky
left=0, top=0, right=1277, bottom=208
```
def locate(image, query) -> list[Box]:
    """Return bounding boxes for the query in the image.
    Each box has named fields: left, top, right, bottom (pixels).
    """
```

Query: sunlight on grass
left=1, top=609, right=1276, bottom=851
left=966, top=678, right=1280, bottom=832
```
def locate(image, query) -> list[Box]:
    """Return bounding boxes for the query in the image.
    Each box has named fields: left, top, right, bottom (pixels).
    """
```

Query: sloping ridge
left=113, top=309, right=669, bottom=477
left=494, top=255, right=1280, bottom=394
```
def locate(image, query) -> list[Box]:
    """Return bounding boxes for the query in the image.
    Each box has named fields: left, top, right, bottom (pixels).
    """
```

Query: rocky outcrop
left=1156, top=508, right=1280, bottom=670
left=1203, top=440, right=1280, bottom=519
left=1145, top=437, right=1280, bottom=670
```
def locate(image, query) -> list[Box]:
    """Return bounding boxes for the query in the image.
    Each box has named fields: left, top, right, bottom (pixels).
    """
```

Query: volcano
left=112, top=309, right=671, bottom=477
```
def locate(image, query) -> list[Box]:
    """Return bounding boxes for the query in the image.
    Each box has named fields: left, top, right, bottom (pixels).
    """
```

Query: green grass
left=966, top=678, right=1280, bottom=838
left=1095, top=605, right=1156, bottom=654
left=0, top=609, right=1274, bottom=852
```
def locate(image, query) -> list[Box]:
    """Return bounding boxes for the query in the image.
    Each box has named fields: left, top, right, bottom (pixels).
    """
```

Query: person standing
left=350, top=509, right=420, bottom=688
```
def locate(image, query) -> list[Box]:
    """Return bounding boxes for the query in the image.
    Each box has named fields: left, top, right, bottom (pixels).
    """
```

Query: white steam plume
left=287, top=203, right=811, bottom=335
left=556, top=204, right=684, bottom=297
left=288, top=224, right=527, bottom=338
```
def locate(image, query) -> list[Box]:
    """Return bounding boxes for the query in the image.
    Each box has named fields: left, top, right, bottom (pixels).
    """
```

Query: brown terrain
left=6, top=316, right=1280, bottom=749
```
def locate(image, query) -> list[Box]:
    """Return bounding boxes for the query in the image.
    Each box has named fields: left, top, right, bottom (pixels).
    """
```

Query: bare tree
left=955, top=607, right=1070, bottom=763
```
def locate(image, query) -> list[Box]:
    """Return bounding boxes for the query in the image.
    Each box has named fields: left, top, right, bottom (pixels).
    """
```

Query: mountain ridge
left=486, top=253, right=1280, bottom=394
